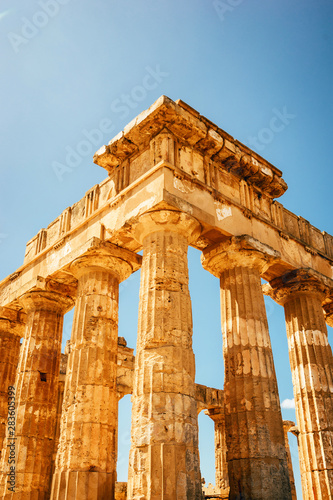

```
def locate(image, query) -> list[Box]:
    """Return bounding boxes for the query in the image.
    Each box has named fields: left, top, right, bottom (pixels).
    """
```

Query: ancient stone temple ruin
left=0, top=96, right=332, bottom=500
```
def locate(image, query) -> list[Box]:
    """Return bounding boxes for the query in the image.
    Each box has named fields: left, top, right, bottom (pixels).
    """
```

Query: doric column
left=202, top=235, right=291, bottom=500
left=283, top=421, right=297, bottom=500
left=0, top=308, right=25, bottom=463
left=205, top=408, right=229, bottom=498
left=50, top=243, right=141, bottom=500
left=0, top=308, right=25, bottom=499
left=50, top=353, right=68, bottom=483
left=0, top=282, right=74, bottom=500
left=266, top=269, right=333, bottom=500
left=127, top=210, right=203, bottom=500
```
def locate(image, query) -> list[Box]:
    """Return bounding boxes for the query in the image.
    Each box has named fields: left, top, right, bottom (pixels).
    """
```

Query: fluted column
left=283, top=421, right=297, bottom=500
left=205, top=408, right=229, bottom=498
left=0, top=283, right=74, bottom=500
left=0, top=308, right=24, bottom=467
left=50, top=353, right=68, bottom=484
left=50, top=243, right=140, bottom=500
left=127, top=210, right=202, bottom=500
left=202, top=235, right=291, bottom=500
left=267, top=269, right=333, bottom=500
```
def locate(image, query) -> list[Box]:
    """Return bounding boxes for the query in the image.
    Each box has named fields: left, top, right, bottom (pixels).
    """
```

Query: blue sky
left=1, top=1, right=332, bottom=497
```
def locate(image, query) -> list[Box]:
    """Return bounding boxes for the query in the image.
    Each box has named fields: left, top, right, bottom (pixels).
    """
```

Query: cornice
left=93, top=95, right=287, bottom=199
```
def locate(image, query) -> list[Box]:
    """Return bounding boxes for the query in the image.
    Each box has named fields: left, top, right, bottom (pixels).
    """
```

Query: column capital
left=69, top=241, right=141, bottom=282
left=201, top=234, right=280, bottom=277
left=283, top=420, right=299, bottom=438
left=204, top=407, right=224, bottom=423
left=263, top=268, right=333, bottom=306
left=323, top=298, right=333, bottom=328
left=0, top=306, right=26, bottom=337
left=127, top=210, right=203, bottom=499
left=133, top=209, right=201, bottom=244
left=51, top=253, right=123, bottom=499
left=283, top=420, right=297, bottom=434
left=18, top=278, right=76, bottom=314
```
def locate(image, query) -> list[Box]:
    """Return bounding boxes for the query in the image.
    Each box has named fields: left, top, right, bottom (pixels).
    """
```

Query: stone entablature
left=23, top=177, right=333, bottom=266
left=196, top=384, right=224, bottom=413
left=0, top=97, right=329, bottom=294
left=0, top=240, right=141, bottom=311
left=94, top=98, right=287, bottom=197
left=1, top=97, right=332, bottom=320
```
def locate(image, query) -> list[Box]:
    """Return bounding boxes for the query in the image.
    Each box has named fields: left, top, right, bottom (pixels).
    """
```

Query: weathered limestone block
left=205, top=408, right=229, bottom=499
left=127, top=210, right=203, bottom=500
left=0, top=309, right=24, bottom=466
left=50, top=354, right=68, bottom=483
left=196, top=385, right=224, bottom=415
left=115, top=481, right=127, bottom=500
left=202, top=235, right=291, bottom=500
left=266, top=269, right=333, bottom=500
left=288, top=425, right=302, bottom=497
left=283, top=421, right=297, bottom=500
left=0, top=283, right=74, bottom=500
left=116, top=338, right=135, bottom=399
left=50, top=244, right=141, bottom=500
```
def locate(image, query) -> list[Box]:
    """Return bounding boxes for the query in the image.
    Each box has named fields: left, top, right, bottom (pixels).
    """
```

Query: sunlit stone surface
left=0, top=96, right=332, bottom=499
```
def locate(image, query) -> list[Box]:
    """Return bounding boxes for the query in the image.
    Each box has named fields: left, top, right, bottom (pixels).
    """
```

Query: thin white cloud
left=281, top=398, right=295, bottom=409
left=0, top=10, right=10, bottom=21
